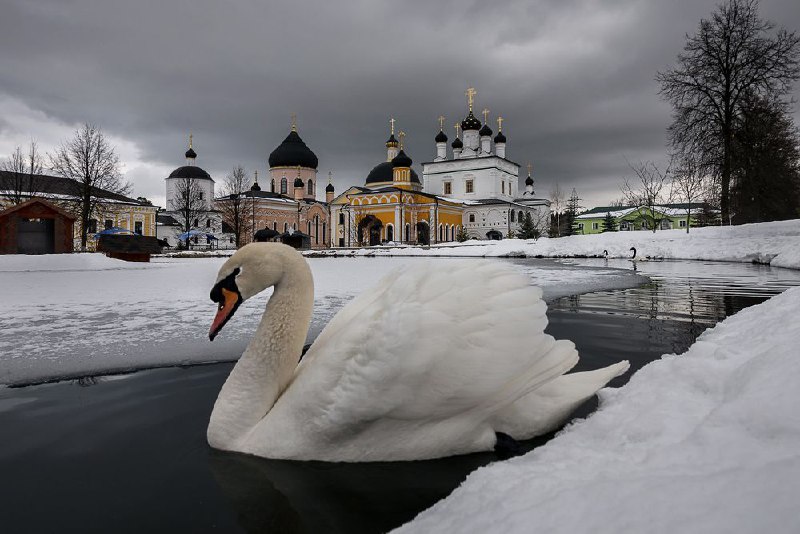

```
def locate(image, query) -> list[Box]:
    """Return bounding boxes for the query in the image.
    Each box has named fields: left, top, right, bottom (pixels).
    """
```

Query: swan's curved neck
left=209, top=255, right=314, bottom=446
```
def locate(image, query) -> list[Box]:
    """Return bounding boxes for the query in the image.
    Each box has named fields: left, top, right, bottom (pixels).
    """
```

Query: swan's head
left=630, top=246, right=637, bottom=258
left=208, top=243, right=295, bottom=341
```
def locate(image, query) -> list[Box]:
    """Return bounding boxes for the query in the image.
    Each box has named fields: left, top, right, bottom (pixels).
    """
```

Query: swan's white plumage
left=208, top=243, right=628, bottom=462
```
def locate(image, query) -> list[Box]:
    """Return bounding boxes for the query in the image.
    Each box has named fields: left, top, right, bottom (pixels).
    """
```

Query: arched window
left=386, top=224, right=394, bottom=242
left=307, top=221, right=311, bottom=236
left=510, top=210, right=515, bottom=222
left=283, top=222, right=288, bottom=232
left=293, top=223, right=297, bottom=231
left=307, top=179, right=313, bottom=195
left=322, top=222, right=326, bottom=244
left=468, top=213, right=475, bottom=223
left=315, top=215, right=320, bottom=244
left=404, top=223, right=410, bottom=242
left=193, top=218, right=199, bottom=227
left=273, top=221, right=277, bottom=231
left=519, top=210, right=524, bottom=222
left=271, top=179, right=275, bottom=192
left=439, top=224, right=443, bottom=242
left=280, top=176, right=287, bottom=194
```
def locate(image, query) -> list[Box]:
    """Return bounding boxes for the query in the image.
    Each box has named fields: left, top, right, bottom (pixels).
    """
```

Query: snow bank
left=312, top=219, right=800, bottom=270
left=396, top=285, right=800, bottom=534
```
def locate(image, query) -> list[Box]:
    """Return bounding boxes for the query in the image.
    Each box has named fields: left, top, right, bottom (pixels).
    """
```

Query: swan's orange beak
left=209, top=287, right=240, bottom=341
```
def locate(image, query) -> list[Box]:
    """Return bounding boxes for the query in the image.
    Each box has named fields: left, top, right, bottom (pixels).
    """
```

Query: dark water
left=2, top=260, right=799, bottom=534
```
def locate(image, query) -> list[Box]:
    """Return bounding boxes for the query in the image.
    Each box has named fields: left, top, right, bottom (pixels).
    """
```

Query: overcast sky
left=2, top=0, right=799, bottom=210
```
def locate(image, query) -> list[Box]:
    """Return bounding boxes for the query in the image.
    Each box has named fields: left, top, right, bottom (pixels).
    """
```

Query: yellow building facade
left=330, top=129, right=464, bottom=247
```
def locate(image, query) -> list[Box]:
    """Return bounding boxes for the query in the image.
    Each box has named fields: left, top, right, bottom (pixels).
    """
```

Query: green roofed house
left=573, top=203, right=716, bottom=234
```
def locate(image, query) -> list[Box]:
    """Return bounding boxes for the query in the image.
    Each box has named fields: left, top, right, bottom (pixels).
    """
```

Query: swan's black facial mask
left=209, top=267, right=243, bottom=341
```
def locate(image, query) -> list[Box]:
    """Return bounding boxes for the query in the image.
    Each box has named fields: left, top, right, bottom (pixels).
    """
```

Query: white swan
left=207, top=243, right=629, bottom=462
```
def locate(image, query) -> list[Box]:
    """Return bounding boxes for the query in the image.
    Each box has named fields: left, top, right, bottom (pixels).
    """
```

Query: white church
left=422, top=88, right=550, bottom=239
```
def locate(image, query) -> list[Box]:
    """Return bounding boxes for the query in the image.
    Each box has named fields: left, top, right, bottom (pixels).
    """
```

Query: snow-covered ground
left=310, top=219, right=800, bottom=270
left=397, top=284, right=800, bottom=534
left=0, top=254, right=643, bottom=385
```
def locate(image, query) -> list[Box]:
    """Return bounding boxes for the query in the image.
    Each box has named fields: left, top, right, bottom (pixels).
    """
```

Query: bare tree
left=549, top=182, right=565, bottom=237
left=672, top=156, right=707, bottom=232
left=657, top=0, right=800, bottom=224
left=170, top=176, right=206, bottom=244
left=49, top=124, right=129, bottom=249
left=217, top=165, right=254, bottom=248
left=1, top=140, right=44, bottom=204
left=621, top=160, right=672, bottom=232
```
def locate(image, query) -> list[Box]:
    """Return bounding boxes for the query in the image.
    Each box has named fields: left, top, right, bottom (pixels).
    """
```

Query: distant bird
left=205, top=242, right=629, bottom=462
left=630, top=247, right=647, bottom=262
left=602, top=249, right=608, bottom=258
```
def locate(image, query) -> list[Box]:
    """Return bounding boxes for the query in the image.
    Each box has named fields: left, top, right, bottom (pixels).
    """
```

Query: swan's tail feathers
left=490, top=360, right=630, bottom=441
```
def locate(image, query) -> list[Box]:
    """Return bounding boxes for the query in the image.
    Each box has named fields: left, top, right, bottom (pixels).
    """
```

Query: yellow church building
left=329, top=124, right=463, bottom=247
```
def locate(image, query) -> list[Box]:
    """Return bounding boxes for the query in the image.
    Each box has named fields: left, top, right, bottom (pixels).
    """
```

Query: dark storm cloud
left=1, top=0, right=799, bottom=206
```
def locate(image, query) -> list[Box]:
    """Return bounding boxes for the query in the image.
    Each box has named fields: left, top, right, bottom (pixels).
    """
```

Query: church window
left=405, top=224, right=410, bottom=242
left=308, top=221, right=312, bottom=235
left=439, top=224, right=443, bottom=242
left=339, top=212, right=345, bottom=225
left=199, top=192, right=204, bottom=201
left=322, top=222, right=326, bottom=243
left=284, top=222, right=288, bottom=232
left=465, top=180, right=474, bottom=194
left=271, top=179, right=275, bottom=192
left=468, top=213, right=475, bottom=223
left=193, top=218, right=199, bottom=228
left=135, top=221, right=143, bottom=235
left=444, top=182, right=452, bottom=195
left=281, top=177, right=287, bottom=194
left=502, top=182, right=505, bottom=194
left=87, top=219, right=98, bottom=234
left=307, top=179, right=313, bottom=195
left=104, top=219, right=113, bottom=230
left=386, top=224, right=394, bottom=242
left=206, top=219, right=211, bottom=228
left=293, top=223, right=297, bottom=231
left=273, top=221, right=277, bottom=231
left=510, top=210, right=515, bottom=222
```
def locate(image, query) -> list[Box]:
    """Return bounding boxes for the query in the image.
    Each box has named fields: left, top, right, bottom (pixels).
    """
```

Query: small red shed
left=0, top=198, right=75, bottom=254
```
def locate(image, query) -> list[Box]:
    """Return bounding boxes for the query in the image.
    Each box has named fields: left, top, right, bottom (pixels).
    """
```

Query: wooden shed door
left=17, top=217, right=55, bottom=254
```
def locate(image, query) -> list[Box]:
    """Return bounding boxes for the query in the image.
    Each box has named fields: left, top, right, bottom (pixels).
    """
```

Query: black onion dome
left=293, top=177, right=304, bottom=188
left=391, top=149, right=412, bottom=168
left=435, top=130, right=448, bottom=143
left=494, top=131, right=507, bottom=143
left=168, top=165, right=212, bottom=180
left=268, top=130, right=319, bottom=169
left=451, top=137, right=463, bottom=149
left=525, top=175, right=534, bottom=186
left=185, top=147, right=197, bottom=159
left=366, top=161, right=420, bottom=184
left=461, top=110, right=482, bottom=131
left=250, top=181, right=261, bottom=191
left=479, top=123, right=493, bottom=137
left=386, top=134, right=399, bottom=147
left=325, top=182, right=335, bottom=192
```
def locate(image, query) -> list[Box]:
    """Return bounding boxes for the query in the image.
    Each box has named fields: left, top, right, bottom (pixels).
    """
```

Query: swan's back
left=253, top=259, right=579, bottom=461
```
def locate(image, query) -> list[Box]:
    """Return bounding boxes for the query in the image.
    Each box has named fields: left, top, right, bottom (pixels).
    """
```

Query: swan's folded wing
left=279, top=260, right=578, bottom=438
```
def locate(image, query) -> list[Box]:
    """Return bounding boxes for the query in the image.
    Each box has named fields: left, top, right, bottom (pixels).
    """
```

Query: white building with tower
left=158, top=135, right=223, bottom=247
left=422, top=88, right=550, bottom=239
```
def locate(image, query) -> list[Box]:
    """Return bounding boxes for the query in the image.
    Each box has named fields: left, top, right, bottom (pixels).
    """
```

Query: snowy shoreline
left=306, top=219, right=800, bottom=270
left=397, top=283, right=800, bottom=534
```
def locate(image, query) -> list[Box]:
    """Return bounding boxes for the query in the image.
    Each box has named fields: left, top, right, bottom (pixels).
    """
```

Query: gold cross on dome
left=482, top=108, right=490, bottom=123
left=527, top=163, right=532, bottom=176
left=254, top=169, right=258, bottom=181
left=398, top=130, right=406, bottom=150
left=438, top=115, right=445, bottom=130
left=291, top=113, right=297, bottom=132
left=189, top=133, right=193, bottom=148
left=465, top=87, right=477, bottom=111
left=497, top=116, right=504, bottom=132
left=454, top=123, right=460, bottom=137
left=389, top=117, right=396, bottom=135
